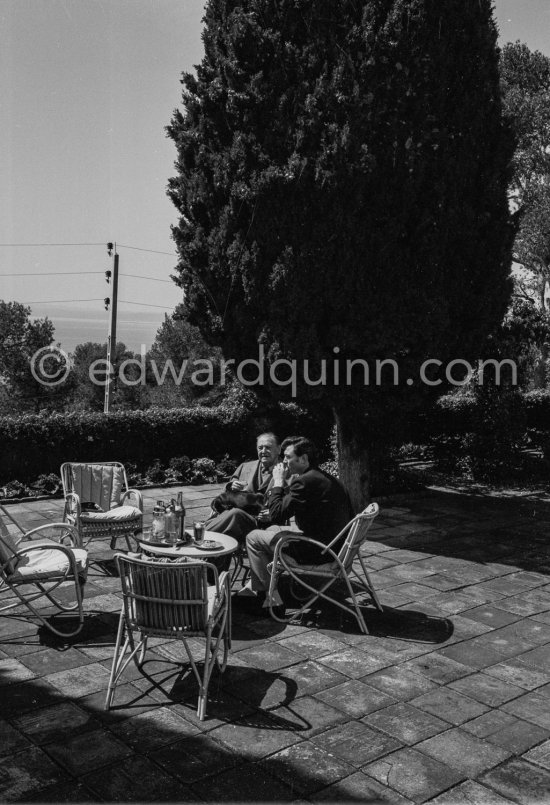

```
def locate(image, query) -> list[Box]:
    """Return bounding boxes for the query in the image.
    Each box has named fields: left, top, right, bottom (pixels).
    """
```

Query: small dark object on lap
left=211, top=490, right=264, bottom=517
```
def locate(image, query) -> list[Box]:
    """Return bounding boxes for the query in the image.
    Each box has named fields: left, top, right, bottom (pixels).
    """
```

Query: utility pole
left=104, top=242, right=119, bottom=414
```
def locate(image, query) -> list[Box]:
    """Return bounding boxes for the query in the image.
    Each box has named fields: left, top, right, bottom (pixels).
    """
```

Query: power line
left=0, top=271, right=103, bottom=277
left=23, top=298, right=106, bottom=304
left=118, top=244, right=176, bottom=256
left=0, top=271, right=172, bottom=282
left=0, top=241, right=177, bottom=256
left=120, top=273, right=172, bottom=283
left=119, top=300, right=173, bottom=309
left=0, top=242, right=106, bottom=247
left=22, top=298, right=171, bottom=310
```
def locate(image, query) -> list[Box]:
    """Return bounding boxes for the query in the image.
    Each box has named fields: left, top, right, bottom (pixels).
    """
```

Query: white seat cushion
left=81, top=505, right=141, bottom=523
left=10, top=546, right=88, bottom=581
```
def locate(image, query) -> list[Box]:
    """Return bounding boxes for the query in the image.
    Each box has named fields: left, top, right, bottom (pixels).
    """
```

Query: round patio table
left=137, top=530, right=238, bottom=561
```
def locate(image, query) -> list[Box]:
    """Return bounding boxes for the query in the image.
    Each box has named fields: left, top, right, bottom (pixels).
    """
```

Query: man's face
left=257, top=436, right=279, bottom=469
left=283, top=445, right=308, bottom=476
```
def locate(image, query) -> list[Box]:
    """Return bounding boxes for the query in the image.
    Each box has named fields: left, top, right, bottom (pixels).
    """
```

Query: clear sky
left=1, top=0, right=548, bottom=352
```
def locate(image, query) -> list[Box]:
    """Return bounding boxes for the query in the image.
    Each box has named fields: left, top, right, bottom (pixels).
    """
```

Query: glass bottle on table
left=165, top=502, right=177, bottom=545
left=175, top=491, right=186, bottom=542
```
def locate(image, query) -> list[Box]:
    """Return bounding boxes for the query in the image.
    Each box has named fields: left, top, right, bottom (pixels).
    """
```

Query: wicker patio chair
left=0, top=522, right=88, bottom=637
left=105, top=555, right=231, bottom=720
left=61, top=462, right=143, bottom=550
left=268, top=502, right=382, bottom=634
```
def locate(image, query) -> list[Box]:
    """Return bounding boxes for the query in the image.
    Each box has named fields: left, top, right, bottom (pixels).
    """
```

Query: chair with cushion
left=0, top=521, right=88, bottom=637
left=268, top=502, right=382, bottom=634
left=61, top=462, right=143, bottom=550
left=105, top=554, right=231, bottom=721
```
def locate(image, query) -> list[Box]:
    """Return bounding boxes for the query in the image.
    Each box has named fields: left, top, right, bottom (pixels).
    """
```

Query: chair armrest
left=270, top=533, right=309, bottom=567
left=23, top=522, right=83, bottom=548
left=217, top=570, right=230, bottom=601
left=122, top=488, right=143, bottom=511
left=273, top=535, right=341, bottom=567
left=207, top=568, right=230, bottom=622
left=63, top=491, right=81, bottom=526
left=274, top=533, right=304, bottom=547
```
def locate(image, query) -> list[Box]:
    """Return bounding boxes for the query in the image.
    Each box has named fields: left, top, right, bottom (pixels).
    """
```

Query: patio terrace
left=2, top=485, right=550, bottom=803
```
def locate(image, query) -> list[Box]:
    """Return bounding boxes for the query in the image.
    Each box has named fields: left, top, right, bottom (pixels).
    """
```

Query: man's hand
left=257, top=508, right=270, bottom=523
left=230, top=479, right=245, bottom=491
left=271, top=462, right=286, bottom=487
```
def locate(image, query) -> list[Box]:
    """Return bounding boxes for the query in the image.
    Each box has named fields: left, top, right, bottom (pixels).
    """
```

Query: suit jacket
left=267, top=467, right=353, bottom=563
left=227, top=460, right=275, bottom=496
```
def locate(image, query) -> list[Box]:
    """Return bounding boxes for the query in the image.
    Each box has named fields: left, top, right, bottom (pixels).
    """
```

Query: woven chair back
left=117, top=556, right=210, bottom=635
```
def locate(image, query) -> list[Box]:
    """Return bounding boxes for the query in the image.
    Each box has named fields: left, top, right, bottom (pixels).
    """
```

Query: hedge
left=523, top=389, right=550, bottom=432
left=431, top=389, right=550, bottom=438
left=0, top=400, right=333, bottom=484
left=3, top=388, right=549, bottom=484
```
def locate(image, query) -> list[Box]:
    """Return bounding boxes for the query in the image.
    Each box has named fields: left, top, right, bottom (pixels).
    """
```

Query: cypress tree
left=168, top=0, right=515, bottom=506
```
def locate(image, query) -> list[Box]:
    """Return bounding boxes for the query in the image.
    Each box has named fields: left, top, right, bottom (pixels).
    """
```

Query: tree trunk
left=333, top=409, right=374, bottom=512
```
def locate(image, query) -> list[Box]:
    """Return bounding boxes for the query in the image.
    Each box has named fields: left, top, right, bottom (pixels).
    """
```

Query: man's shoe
left=236, top=581, right=259, bottom=598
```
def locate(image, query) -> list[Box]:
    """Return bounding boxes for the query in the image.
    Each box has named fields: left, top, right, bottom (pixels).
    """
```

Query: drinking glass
left=193, top=521, right=205, bottom=544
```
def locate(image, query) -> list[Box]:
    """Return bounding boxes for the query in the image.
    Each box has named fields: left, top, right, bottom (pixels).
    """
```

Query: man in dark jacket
left=241, top=436, right=353, bottom=608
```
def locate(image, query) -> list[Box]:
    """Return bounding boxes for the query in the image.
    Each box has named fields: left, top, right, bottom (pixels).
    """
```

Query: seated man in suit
left=205, top=431, right=281, bottom=543
left=240, top=436, right=353, bottom=610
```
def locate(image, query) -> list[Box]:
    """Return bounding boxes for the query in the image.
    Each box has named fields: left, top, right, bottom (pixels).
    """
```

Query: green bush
left=145, top=460, right=166, bottom=485
left=431, top=388, right=526, bottom=481
left=30, top=473, right=62, bottom=496
left=164, top=456, right=193, bottom=484
left=215, top=454, right=238, bottom=479
left=190, top=458, right=218, bottom=484
left=2, top=480, right=30, bottom=499
left=523, top=390, right=550, bottom=432
left=0, top=401, right=331, bottom=484
left=465, top=387, right=525, bottom=481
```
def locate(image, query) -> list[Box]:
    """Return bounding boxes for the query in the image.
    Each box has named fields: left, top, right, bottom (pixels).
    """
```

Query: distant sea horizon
left=31, top=305, right=169, bottom=354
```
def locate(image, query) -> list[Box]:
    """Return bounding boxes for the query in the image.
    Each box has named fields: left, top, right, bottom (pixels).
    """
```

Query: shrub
left=431, top=387, right=526, bottom=482
left=190, top=458, right=218, bottom=484
left=124, top=462, right=145, bottom=487
left=466, top=387, right=525, bottom=481
left=2, top=480, right=30, bottom=499
left=30, top=473, right=62, bottom=496
left=164, top=456, right=192, bottom=484
left=0, top=401, right=331, bottom=484
left=145, top=460, right=166, bottom=484
left=394, top=443, right=433, bottom=462
left=216, top=454, right=237, bottom=479
left=524, top=390, right=550, bottom=432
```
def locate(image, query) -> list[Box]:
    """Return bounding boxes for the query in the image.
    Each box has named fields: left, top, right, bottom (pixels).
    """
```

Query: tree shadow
left=281, top=599, right=453, bottom=644
left=368, top=487, right=550, bottom=576
left=364, top=605, right=454, bottom=643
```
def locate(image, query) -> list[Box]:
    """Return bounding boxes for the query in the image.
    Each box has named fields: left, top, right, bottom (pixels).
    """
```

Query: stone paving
left=2, top=485, right=550, bottom=803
